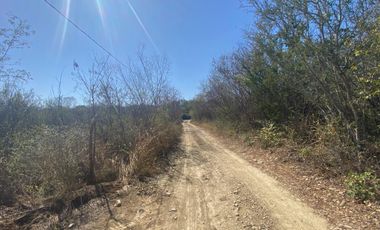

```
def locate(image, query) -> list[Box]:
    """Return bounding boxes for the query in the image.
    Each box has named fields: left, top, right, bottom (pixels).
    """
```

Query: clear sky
left=1, top=0, right=252, bottom=100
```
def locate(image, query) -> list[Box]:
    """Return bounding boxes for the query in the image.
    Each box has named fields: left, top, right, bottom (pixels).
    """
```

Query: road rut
left=145, top=122, right=328, bottom=229
left=78, top=122, right=328, bottom=230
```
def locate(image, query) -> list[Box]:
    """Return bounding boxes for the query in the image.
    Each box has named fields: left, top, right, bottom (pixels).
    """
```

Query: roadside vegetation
left=0, top=15, right=181, bottom=219
left=188, top=0, right=380, bottom=202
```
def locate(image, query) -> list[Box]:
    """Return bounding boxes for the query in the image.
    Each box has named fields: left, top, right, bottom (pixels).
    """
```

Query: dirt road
left=79, top=122, right=328, bottom=229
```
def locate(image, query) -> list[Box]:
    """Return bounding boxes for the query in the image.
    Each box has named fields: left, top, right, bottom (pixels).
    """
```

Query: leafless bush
left=6, top=125, right=87, bottom=201
left=70, top=51, right=181, bottom=185
left=119, top=49, right=180, bottom=126
left=110, top=50, right=182, bottom=179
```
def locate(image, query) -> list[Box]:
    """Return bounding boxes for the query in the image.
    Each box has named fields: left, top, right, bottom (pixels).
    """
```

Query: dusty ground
left=197, top=122, right=380, bottom=229
left=68, top=122, right=328, bottom=230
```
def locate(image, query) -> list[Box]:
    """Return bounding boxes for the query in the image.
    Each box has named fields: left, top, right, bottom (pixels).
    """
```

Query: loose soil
left=64, top=122, right=330, bottom=230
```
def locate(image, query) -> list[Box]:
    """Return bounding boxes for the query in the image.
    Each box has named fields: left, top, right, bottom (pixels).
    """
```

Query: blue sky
left=1, top=0, right=252, bottom=100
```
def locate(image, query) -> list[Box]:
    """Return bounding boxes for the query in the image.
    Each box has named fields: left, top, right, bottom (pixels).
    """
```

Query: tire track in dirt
left=146, top=123, right=275, bottom=230
left=187, top=122, right=328, bottom=230
left=74, top=122, right=328, bottom=230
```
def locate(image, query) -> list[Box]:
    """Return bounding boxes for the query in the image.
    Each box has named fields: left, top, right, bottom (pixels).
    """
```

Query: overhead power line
left=43, top=0, right=126, bottom=67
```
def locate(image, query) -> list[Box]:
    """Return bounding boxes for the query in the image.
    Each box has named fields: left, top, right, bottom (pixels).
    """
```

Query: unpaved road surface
left=79, top=122, right=328, bottom=230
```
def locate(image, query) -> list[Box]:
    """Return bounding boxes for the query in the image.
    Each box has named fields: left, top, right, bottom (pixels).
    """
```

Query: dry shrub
left=95, top=157, right=119, bottom=183
left=0, top=162, right=15, bottom=205
left=6, top=125, right=87, bottom=202
left=127, top=123, right=181, bottom=179
left=127, top=134, right=160, bottom=178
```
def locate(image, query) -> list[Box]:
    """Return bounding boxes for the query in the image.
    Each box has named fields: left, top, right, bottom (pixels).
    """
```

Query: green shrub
left=243, top=133, right=255, bottom=146
left=311, top=119, right=360, bottom=171
left=345, top=171, right=380, bottom=201
left=258, top=122, right=282, bottom=149
left=298, top=146, right=313, bottom=158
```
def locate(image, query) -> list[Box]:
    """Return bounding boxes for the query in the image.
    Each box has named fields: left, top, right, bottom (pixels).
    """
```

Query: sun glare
left=58, top=0, right=71, bottom=53
left=95, top=0, right=106, bottom=29
left=125, top=0, right=160, bottom=54
left=54, top=0, right=158, bottom=55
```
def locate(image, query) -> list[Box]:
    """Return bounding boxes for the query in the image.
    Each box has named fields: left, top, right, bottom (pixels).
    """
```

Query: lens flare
left=95, top=0, right=115, bottom=53
left=96, top=0, right=106, bottom=29
left=58, top=0, right=71, bottom=52
left=126, top=0, right=160, bottom=54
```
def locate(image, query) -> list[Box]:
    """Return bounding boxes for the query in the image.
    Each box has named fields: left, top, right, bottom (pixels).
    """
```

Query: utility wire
left=43, top=0, right=127, bottom=67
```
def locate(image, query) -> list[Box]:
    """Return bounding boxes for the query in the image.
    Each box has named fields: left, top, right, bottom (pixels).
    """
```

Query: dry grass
left=127, top=123, right=182, bottom=179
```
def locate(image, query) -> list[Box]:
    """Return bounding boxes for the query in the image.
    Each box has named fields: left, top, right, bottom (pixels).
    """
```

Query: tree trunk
left=88, top=117, right=96, bottom=184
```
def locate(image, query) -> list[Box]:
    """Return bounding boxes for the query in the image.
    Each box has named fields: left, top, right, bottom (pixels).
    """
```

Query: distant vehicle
left=181, top=114, right=192, bottom=120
